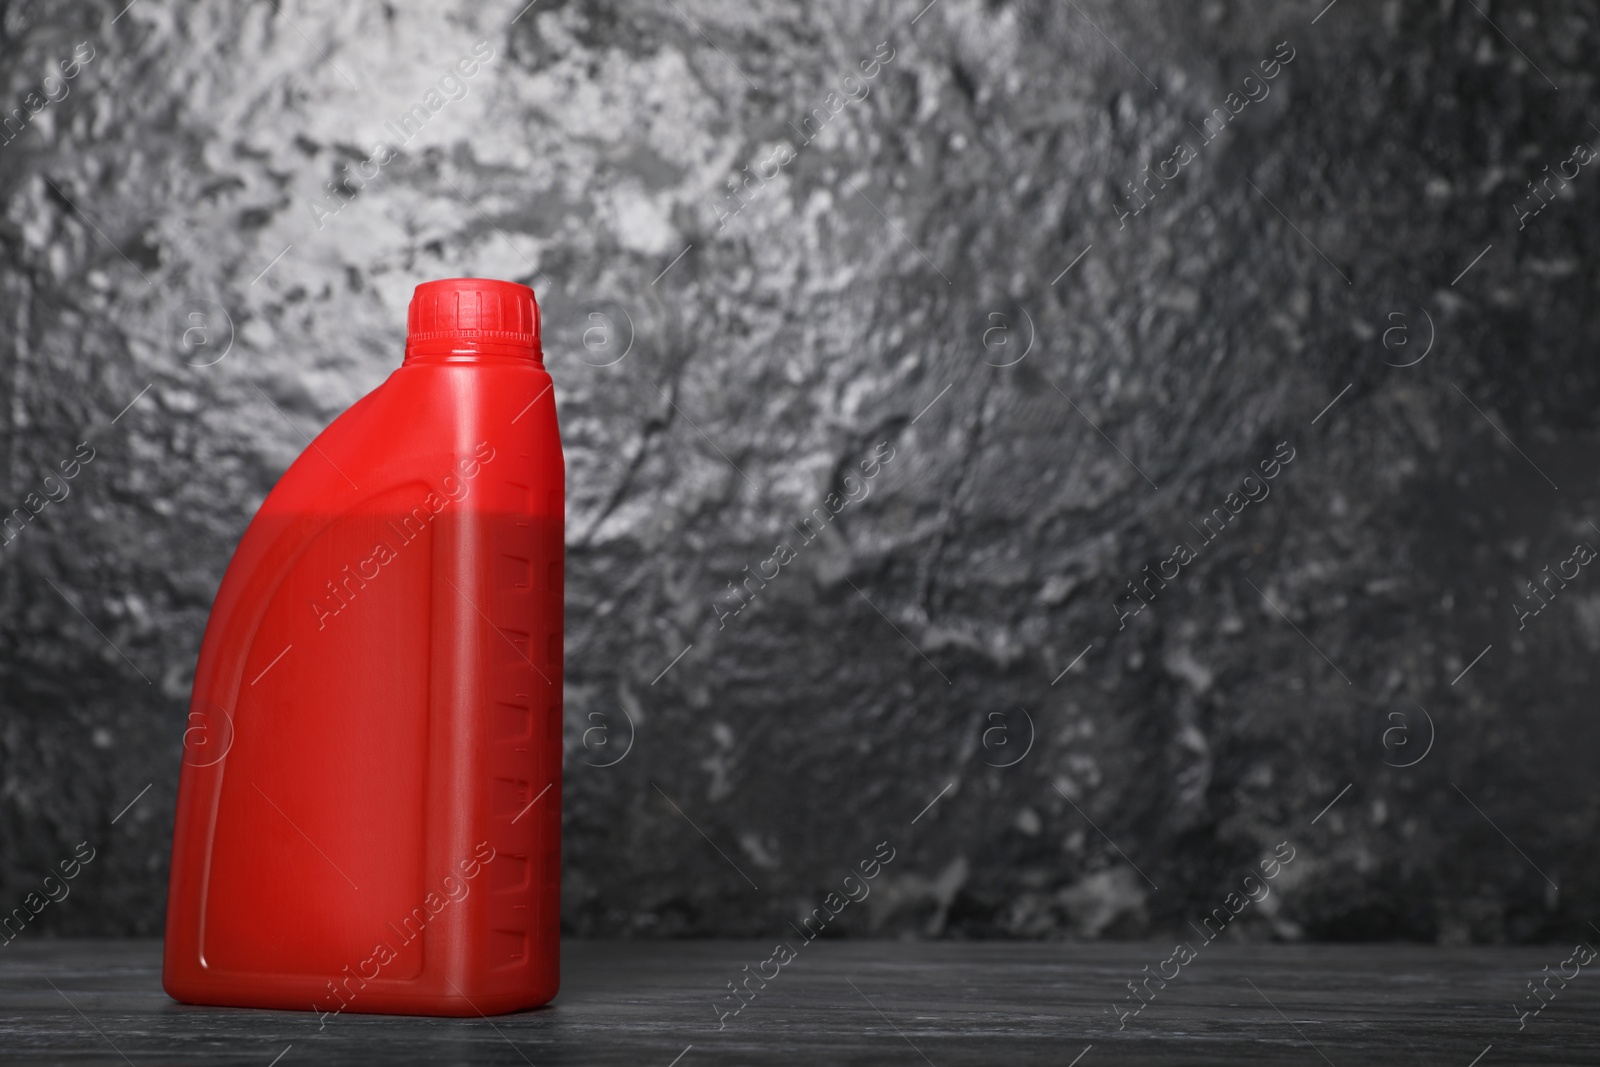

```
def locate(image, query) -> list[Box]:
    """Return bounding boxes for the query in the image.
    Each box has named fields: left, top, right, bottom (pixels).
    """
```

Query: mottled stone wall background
left=1, top=0, right=1597, bottom=944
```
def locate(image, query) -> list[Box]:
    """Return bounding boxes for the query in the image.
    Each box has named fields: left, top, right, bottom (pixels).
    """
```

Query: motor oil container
left=163, top=277, right=562, bottom=1017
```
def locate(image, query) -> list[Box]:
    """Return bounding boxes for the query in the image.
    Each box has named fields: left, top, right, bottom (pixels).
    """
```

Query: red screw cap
left=405, top=277, right=541, bottom=362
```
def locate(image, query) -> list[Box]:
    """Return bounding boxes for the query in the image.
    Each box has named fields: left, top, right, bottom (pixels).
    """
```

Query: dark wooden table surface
left=1, top=939, right=1594, bottom=1065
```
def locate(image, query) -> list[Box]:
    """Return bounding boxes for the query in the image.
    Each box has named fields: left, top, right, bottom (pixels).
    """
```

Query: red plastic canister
left=163, top=278, right=563, bottom=1017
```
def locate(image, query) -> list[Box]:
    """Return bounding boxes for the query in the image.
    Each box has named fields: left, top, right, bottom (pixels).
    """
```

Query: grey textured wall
left=1, top=0, right=1597, bottom=944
